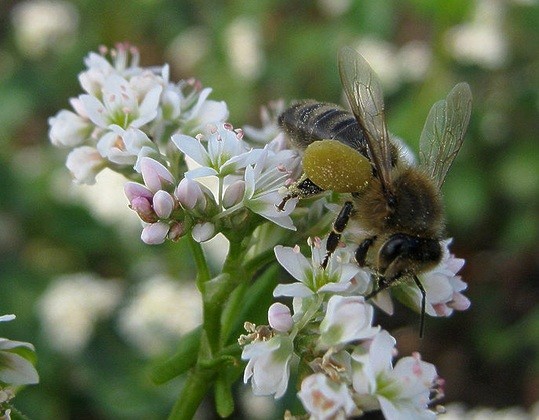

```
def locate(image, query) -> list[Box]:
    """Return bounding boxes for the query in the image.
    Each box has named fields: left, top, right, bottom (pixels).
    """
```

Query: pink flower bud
left=268, top=303, right=293, bottom=332
left=153, top=190, right=175, bottom=219
left=140, top=157, right=174, bottom=193
left=175, top=178, right=205, bottom=210
left=141, top=222, right=169, bottom=245
left=167, top=221, right=186, bottom=241
left=222, top=180, right=245, bottom=208
left=124, top=181, right=152, bottom=202
left=131, top=196, right=158, bottom=223
left=191, top=222, right=215, bottom=243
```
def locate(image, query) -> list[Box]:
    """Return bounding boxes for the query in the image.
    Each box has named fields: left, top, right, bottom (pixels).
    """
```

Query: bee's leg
left=277, top=174, right=324, bottom=211
left=412, top=275, right=426, bottom=338
left=321, top=201, right=354, bottom=268
left=354, top=236, right=376, bottom=267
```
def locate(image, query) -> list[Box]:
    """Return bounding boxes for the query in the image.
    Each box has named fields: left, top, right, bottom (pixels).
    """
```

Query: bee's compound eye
left=303, top=140, right=371, bottom=193
left=380, top=234, right=408, bottom=262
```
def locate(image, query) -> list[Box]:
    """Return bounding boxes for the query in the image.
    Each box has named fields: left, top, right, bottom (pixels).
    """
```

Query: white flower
left=37, top=273, right=122, bottom=355
left=48, top=109, right=92, bottom=147
left=65, top=146, right=105, bottom=184
left=273, top=239, right=361, bottom=298
left=242, top=148, right=299, bottom=230
left=243, top=100, right=285, bottom=144
left=80, top=73, right=162, bottom=129
left=0, top=315, right=39, bottom=386
left=352, top=330, right=438, bottom=420
left=318, top=296, right=380, bottom=349
left=172, top=123, right=261, bottom=178
left=96, top=125, right=157, bottom=166
left=242, top=335, right=295, bottom=399
left=297, top=372, right=357, bottom=419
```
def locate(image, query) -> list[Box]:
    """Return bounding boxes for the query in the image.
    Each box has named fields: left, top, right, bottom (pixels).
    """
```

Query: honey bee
left=278, top=46, right=472, bottom=335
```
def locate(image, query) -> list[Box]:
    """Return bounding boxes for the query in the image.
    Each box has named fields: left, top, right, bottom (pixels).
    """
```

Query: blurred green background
left=1, top=0, right=538, bottom=418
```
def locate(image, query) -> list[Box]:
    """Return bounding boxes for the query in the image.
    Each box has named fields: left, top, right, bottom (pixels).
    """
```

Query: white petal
left=273, top=283, right=313, bottom=298
left=274, top=246, right=311, bottom=283
left=0, top=351, right=39, bottom=385
left=79, top=94, right=108, bottom=127
left=171, top=134, right=209, bottom=166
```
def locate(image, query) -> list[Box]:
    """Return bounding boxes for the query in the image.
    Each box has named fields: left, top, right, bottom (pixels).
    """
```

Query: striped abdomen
left=278, top=100, right=369, bottom=158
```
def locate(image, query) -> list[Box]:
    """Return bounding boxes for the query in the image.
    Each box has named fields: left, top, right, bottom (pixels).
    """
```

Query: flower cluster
left=240, top=238, right=467, bottom=419
left=49, top=44, right=300, bottom=244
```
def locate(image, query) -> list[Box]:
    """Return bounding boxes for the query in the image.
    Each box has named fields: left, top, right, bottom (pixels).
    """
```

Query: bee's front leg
left=321, top=201, right=354, bottom=268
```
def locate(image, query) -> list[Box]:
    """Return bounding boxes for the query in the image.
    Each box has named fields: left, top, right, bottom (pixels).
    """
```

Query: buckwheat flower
left=242, top=334, right=295, bottom=399
left=175, top=177, right=209, bottom=211
left=48, top=109, right=93, bottom=147
left=65, top=146, right=106, bottom=184
left=388, top=239, right=470, bottom=318
left=0, top=315, right=38, bottom=386
left=80, top=73, right=162, bottom=129
left=172, top=124, right=261, bottom=179
left=96, top=125, right=157, bottom=166
left=273, top=239, right=362, bottom=298
left=124, top=182, right=157, bottom=223
left=78, top=45, right=143, bottom=98
left=268, top=303, right=293, bottom=333
left=241, top=148, right=300, bottom=230
left=318, top=296, right=380, bottom=349
left=352, top=330, right=438, bottom=420
left=298, top=372, right=357, bottom=419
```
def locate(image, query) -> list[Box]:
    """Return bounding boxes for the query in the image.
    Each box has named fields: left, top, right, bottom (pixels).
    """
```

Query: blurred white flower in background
left=166, top=27, right=210, bottom=73
left=37, top=273, right=122, bottom=355
left=117, top=275, right=202, bottom=357
left=445, top=0, right=508, bottom=69
left=10, top=0, right=79, bottom=59
left=225, top=17, right=264, bottom=81
left=317, top=0, right=352, bottom=17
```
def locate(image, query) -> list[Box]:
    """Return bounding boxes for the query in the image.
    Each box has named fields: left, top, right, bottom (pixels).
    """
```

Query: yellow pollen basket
left=303, top=139, right=372, bottom=193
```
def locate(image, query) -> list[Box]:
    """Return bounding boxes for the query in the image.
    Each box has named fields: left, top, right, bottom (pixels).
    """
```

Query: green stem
left=188, top=236, right=211, bottom=289
left=167, top=367, right=216, bottom=420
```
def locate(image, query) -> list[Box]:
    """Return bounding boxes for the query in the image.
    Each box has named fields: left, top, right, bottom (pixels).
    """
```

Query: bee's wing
left=338, top=46, right=393, bottom=196
left=419, top=82, right=472, bottom=190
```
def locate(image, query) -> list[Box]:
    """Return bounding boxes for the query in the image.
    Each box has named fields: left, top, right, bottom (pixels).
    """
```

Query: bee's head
left=378, top=233, right=442, bottom=281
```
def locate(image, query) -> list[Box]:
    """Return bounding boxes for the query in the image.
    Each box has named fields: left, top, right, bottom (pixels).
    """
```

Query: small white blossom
left=298, top=372, right=357, bottom=419
left=48, top=109, right=92, bottom=147
left=65, top=146, right=105, bottom=184
left=352, top=330, right=438, bottom=420
left=172, top=123, right=261, bottom=179
left=273, top=239, right=362, bottom=298
left=80, top=73, right=162, bottom=129
left=96, top=125, right=157, bottom=166
left=318, top=296, right=380, bottom=349
left=0, top=315, right=39, bottom=386
left=242, top=335, right=295, bottom=399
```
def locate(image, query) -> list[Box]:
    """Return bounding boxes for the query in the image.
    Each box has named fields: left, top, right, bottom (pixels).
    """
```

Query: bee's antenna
left=413, top=275, right=426, bottom=338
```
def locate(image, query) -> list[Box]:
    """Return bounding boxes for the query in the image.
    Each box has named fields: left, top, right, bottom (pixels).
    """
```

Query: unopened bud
left=131, top=196, right=158, bottom=223
left=222, top=180, right=245, bottom=208
left=167, top=221, right=186, bottom=241
left=175, top=178, right=205, bottom=210
left=139, top=157, right=174, bottom=193
left=153, top=190, right=175, bottom=219
left=141, top=222, right=169, bottom=245
left=268, top=302, right=293, bottom=332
